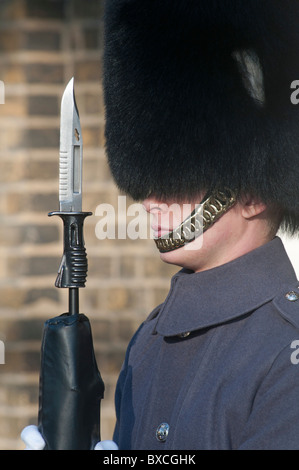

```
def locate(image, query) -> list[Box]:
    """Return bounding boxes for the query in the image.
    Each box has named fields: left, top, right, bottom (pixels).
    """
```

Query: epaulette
left=273, top=284, right=299, bottom=329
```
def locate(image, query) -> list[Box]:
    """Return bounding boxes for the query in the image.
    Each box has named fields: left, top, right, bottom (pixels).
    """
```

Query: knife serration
left=59, top=77, right=83, bottom=212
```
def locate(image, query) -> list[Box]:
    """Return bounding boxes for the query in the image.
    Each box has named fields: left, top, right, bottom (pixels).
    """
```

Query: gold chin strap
left=154, top=188, right=237, bottom=253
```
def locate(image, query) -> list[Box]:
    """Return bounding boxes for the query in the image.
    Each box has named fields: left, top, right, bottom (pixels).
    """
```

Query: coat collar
left=153, top=237, right=297, bottom=337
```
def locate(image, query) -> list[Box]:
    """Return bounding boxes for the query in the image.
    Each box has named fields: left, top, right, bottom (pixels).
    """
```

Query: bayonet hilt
left=49, top=211, right=92, bottom=289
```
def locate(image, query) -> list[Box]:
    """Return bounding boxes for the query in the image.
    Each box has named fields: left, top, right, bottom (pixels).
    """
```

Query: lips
left=151, top=225, right=171, bottom=238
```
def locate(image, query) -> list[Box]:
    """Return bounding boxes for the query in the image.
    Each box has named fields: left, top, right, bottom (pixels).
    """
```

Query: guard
left=103, top=0, right=299, bottom=450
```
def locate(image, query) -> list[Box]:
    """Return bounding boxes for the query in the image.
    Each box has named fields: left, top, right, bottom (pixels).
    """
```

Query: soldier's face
left=142, top=195, right=270, bottom=273
left=143, top=199, right=199, bottom=240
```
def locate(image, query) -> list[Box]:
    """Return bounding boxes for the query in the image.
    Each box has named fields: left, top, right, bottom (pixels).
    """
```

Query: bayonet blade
left=59, top=77, right=83, bottom=212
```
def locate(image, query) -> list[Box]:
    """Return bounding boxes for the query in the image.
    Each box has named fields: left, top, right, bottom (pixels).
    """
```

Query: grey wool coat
left=113, top=237, right=299, bottom=450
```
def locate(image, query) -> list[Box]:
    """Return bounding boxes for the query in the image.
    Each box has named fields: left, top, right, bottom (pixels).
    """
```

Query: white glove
left=21, top=425, right=118, bottom=450
left=21, top=425, right=46, bottom=450
left=94, top=440, right=119, bottom=450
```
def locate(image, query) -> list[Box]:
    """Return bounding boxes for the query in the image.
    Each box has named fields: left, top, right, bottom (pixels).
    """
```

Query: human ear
left=241, top=197, right=267, bottom=219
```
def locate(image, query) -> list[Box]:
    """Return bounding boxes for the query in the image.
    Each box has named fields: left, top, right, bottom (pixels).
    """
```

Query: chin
left=159, top=251, right=185, bottom=268
left=159, top=247, right=194, bottom=270
left=158, top=236, right=205, bottom=271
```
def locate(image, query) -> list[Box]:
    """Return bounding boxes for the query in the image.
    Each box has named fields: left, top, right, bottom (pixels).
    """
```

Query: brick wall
left=0, top=0, right=176, bottom=450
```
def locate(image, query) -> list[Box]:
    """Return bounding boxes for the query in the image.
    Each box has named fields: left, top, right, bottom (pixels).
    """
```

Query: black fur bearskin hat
left=103, top=0, right=299, bottom=231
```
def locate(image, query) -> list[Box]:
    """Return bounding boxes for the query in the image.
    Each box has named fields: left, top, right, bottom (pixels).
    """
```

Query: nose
left=142, top=197, right=164, bottom=213
left=142, top=197, right=158, bottom=212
